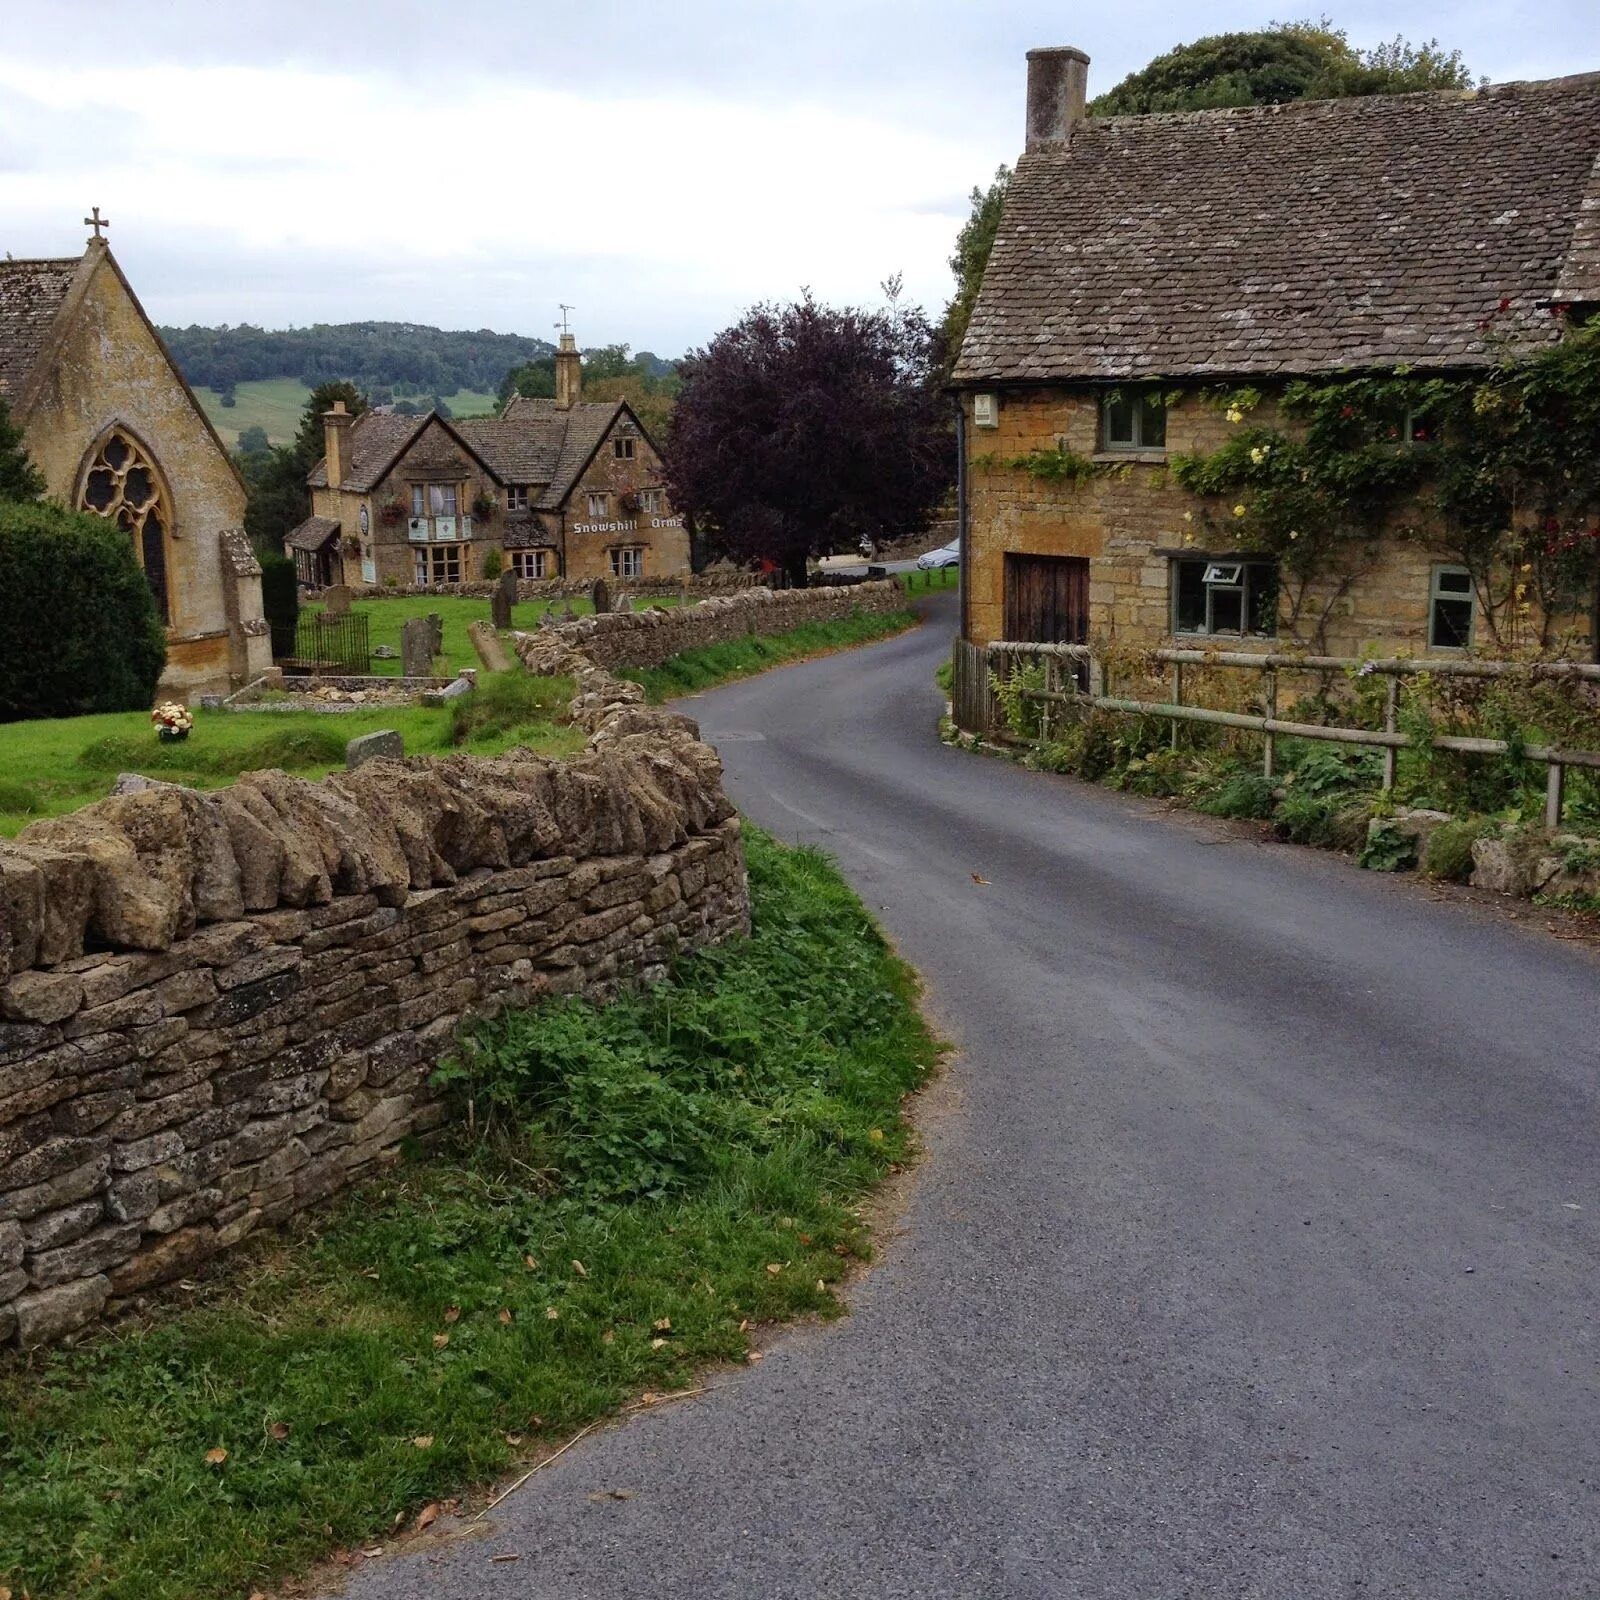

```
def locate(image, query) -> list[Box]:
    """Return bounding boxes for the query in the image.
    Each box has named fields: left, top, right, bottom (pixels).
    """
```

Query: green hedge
left=259, top=552, right=299, bottom=658
left=0, top=501, right=167, bottom=721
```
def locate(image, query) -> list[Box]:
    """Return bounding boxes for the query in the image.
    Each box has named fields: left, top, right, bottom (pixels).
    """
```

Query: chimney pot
left=1026, top=46, right=1089, bottom=150
left=554, top=331, right=582, bottom=410
left=323, top=402, right=354, bottom=489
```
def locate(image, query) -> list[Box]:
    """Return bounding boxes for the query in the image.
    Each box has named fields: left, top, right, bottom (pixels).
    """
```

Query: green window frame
left=1429, top=565, right=1474, bottom=649
left=1101, top=390, right=1167, bottom=452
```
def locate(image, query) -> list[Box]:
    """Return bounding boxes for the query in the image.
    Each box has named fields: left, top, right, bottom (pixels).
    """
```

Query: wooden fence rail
left=965, top=639, right=1600, bottom=829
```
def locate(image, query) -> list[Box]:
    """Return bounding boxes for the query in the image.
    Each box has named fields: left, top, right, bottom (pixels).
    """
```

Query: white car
left=917, top=539, right=960, bottom=570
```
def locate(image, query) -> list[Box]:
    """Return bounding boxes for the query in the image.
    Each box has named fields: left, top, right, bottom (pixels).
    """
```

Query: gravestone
left=425, top=613, right=444, bottom=657
left=468, top=619, right=513, bottom=673
left=491, top=568, right=518, bottom=631
left=591, top=577, right=611, bottom=615
left=346, top=729, right=403, bottom=769
left=400, top=616, right=434, bottom=678
left=561, top=598, right=577, bottom=620
left=322, top=584, right=352, bottom=617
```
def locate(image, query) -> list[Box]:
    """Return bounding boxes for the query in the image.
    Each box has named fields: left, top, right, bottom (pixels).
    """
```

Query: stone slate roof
left=459, top=397, right=630, bottom=510
left=953, top=73, right=1600, bottom=385
left=0, top=257, right=81, bottom=403
left=307, top=413, right=429, bottom=490
left=284, top=514, right=340, bottom=551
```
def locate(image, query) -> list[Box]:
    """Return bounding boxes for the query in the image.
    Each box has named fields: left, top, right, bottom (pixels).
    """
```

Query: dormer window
left=506, top=484, right=529, bottom=511
left=1101, top=390, right=1166, bottom=452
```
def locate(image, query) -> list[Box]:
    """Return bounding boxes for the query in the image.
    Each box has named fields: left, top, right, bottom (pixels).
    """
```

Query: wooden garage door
left=1003, top=554, right=1089, bottom=643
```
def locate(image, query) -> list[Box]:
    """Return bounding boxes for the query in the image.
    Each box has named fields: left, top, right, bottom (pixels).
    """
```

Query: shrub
left=1275, top=789, right=1373, bottom=850
left=1197, top=768, right=1276, bottom=819
left=1358, top=820, right=1417, bottom=872
left=481, top=546, right=504, bottom=581
left=0, top=501, right=166, bottom=721
left=1422, top=817, right=1495, bottom=882
left=259, top=552, right=299, bottom=657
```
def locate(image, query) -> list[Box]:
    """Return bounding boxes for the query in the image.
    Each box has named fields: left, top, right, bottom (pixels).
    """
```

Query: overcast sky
left=2, top=1, right=1594, bottom=355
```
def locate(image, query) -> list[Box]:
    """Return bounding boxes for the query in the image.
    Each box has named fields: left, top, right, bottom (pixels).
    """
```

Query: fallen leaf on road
left=971, top=872, right=991, bottom=885
left=587, top=1489, right=635, bottom=1502
left=747, top=1350, right=765, bottom=1363
left=490, top=1553, right=521, bottom=1564
left=505, top=1432, right=524, bottom=1446
left=414, top=1503, right=440, bottom=1532
left=651, top=1337, right=669, bottom=1349
left=765, top=1262, right=785, bottom=1275
left=204, top=1447, right=228, bottom=1467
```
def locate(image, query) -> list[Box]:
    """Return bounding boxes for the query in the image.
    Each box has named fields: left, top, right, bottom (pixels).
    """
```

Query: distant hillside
left=158, top=321, right=558, bottom=403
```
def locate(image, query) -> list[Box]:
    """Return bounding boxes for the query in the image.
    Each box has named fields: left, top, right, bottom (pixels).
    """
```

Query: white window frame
left=587, top=492, right=609, bottom=520
left=639, top=488, right=665, bottom=515
left=511, top=549, right=550, bottom=579
left=506, top=484, right=529, bottom=511
left=1101, top=390, right=1167, bottom=453
left=1428, top=564, right=1475, bottom=650
left=1171, top=555, right=1278, bottom=638
left=415, top=544, right=462, bottom=586
left=610, top=546, right=644, bottom=579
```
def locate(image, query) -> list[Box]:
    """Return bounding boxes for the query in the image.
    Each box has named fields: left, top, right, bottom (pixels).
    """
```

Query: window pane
left=1247, top=564, right=1279, bottom=635
left=1431, top=597, right=1473, bottom=648
left=412, top=485, right=425, bottom=516
left=1139, top=395, right=1167, bottom=448
left=1174, top=560, right=1206, bottom=631
left=1436, top=568, right=1472, bottom=595
left=1210, top=586, right=1244, bottom=634
left=1104, top=394, right=1134, bottom=446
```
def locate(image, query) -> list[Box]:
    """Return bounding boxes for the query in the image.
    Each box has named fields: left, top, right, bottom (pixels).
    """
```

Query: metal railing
left=962, top=639, right=1600, bottom=829
left=277, top=611, right=371, bottom=676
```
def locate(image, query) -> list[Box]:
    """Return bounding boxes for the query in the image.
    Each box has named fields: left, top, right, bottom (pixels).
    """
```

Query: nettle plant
left=1169, top=315, right=1600, bottom=655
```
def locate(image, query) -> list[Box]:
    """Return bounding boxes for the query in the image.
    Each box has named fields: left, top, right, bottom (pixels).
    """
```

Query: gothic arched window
left=80, top=427, right=172, bottom=624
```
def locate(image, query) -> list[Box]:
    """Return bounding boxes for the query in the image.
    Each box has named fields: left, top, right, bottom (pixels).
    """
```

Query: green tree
left=0, top=398, right=45, bottom=503
left=235, top=425, right=271, bottom=456
left=0, top=501, right=166, bottom=720
left=938, top=166, right=1010, bottom=375
left=243, top=381, right=368, bottom=558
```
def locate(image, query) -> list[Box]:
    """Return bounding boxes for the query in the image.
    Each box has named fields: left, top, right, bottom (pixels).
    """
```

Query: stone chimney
left=554, top=333, right=582, bottom=410
left=323, top=399, right=353, bottom=489
left=1025, top=47, right=1089, bottom=150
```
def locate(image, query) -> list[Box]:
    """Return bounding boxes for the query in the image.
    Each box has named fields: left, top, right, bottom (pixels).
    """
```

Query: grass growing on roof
left=0, top=827, right=938, bottom=1600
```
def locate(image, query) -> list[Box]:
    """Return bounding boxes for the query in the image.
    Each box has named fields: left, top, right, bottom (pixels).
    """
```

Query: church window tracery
left=79, top=427, right=173, bottom=623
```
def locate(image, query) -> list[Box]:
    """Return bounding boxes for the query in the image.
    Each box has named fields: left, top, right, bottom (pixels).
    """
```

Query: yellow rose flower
left=1232, top=504, right=1246, bottom=518
left=1225, top=407, right=1244, bottom=425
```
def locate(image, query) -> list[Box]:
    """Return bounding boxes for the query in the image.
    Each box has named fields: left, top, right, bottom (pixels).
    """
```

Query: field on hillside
left=195, top=380, right=501, bottom=448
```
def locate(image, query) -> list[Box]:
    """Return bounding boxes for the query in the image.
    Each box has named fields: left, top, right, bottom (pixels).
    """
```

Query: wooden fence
left=960, top=639, right=1600, bottom=829
left=277, top=612, right=371, bottom=676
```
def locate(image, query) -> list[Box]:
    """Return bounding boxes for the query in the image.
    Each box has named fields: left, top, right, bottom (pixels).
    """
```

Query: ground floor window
left=1171, top=556, right=1278, bottom=637
left=511, top=548, right=552, bottom=579
left=1429, top=564, right=1474, bottom=649
left=610, top=546, right=644, bottom=578
left=415, top=544, right=463, bottom=585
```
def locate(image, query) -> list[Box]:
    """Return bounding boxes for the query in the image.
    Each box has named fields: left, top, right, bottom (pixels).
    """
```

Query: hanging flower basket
left=472, top=491, right=498, bottom=519
left=378, top=500, right=405, bottom=526
left=152, top=702, right=193, bottom=743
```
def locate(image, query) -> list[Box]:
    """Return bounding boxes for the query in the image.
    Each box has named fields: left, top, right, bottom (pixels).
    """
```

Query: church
left=0, top=218, right=272, bottom=698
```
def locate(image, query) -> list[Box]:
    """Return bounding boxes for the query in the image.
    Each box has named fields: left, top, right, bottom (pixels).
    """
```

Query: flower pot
left=157, top=727, right=189, bottom=743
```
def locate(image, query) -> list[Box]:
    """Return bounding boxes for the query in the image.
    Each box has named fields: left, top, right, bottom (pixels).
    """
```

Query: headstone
left=346, top=729, right=404, bottom=769
left=591, top=577, right=611, bottom=615
left=425, top=613, right=444, bottom=657
left=467, top=620, right=513, bottom=673
left=400, top=616, right=434, bottom=678
left=491, top=568, right=518, bottom=631
left=561, top=599, right=577, bottom=620
left=421, top=678, right=473, bottom=707
left=323, top=584, right=352, bottom=617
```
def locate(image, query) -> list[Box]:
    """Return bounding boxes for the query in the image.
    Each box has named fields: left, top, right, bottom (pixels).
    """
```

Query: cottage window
left=640, top=488, right=666, bottom=515
left=411, top=484, right=426, bottom=518
left=1429, top=565, right=1474, bottom=649
left=1171, top=556, right=1278, bottom=637
left=511, top=548, right=551, bottom=579
left=587, top=492, right=609, bottom=520
left=613, top=437, right=635, bottom=460
left=610, top=546, right=644, bottom=579
left=1379, top=406, right=1441, bottom=447
left=415, top=544, right=462, bottom=585
left=506, top=485, right=529, bottom=511
left=1102, top=391, right=1167, bottom=452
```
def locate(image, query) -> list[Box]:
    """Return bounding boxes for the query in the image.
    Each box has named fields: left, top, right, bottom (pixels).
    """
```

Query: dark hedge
left=259, top=552, right=299, bottom=659
left=0, top=501, right=167, bottom=722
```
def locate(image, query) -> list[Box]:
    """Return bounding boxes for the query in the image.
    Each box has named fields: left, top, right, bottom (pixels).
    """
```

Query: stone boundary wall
left=0, top=656, right=749, bottom=1349
left=513, top=581, right=908, bottom=675
left=339, top=574, right=767, bottom=603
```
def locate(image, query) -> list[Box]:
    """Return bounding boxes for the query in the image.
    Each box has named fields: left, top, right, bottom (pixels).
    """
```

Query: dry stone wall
left=0, top=657, right=749, bottom=1349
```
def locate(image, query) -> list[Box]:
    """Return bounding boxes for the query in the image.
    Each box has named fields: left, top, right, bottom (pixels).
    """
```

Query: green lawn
left=304, top=593, right=682, bottom=678
left=196, top=380, right=500, bottom=449
left=0, top=828, right=938, bottom=1600
left=0, top=675, right=584, bottom=836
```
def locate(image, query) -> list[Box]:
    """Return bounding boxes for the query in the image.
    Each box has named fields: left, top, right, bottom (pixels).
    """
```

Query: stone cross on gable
left=84, top=206, right=109, bottom=240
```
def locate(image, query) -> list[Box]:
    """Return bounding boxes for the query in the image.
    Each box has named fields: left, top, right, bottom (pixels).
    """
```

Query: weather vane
left=556, top=303, right=575, bottom=336
left=84, top=206, right=109, bottom=241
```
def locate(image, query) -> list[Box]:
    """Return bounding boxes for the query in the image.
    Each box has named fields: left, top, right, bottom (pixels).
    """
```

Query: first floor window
left=411, top=483, right=426, bottom=518
left=511, top=548, right=551, bottom=579
left=1429, top=565, right=1474, bottom=648
left=1171, top=556, right=1278, bottom=637
left=507, top=484, right=529, bottom=511
left=1102, top=390, right=1167, bottom=452
left=613, top=436, right=635, bottom=460
left=610, top=546, right=644, bottom=578
left=415, top=544, right=463, bottom=585
left=639, top=488, right=666, bottom=514
left=587, top=492, right=609, bottom=519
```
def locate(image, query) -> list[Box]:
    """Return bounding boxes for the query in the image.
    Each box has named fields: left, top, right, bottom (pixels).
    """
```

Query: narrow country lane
left=352, top=593, right=1600, bottom=1600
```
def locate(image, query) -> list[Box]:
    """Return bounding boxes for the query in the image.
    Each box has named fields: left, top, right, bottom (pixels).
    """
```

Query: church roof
left=0, top=257, right=84, bottom=404
left=284, top=514, right=340, bottom=552
left=954, top=72, right=1600, bottom=385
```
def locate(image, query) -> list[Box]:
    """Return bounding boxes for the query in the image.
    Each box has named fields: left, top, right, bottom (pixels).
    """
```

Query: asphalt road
left=351, top=593, right=1600, bottom=1599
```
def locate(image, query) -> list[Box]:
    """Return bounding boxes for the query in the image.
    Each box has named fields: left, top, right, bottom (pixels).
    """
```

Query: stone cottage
left=950, top=51, right=1600, bottom=657
left=290, top=333, right=689, bottom=588
left=0, top=228, right=272, bottom=697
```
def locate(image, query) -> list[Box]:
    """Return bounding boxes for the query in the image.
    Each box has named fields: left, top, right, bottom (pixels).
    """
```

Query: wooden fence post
left=1263, top=668, right=1278, bottom=780
left=1170, top=662, right=1183, bottom=751
left=1547, top=760, right=1565, bottom=831
left=1382, top=677, right=1399, bottom=792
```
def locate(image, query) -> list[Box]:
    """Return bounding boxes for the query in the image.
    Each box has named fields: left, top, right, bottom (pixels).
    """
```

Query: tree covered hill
left=157, top=321, right=558, bottom=402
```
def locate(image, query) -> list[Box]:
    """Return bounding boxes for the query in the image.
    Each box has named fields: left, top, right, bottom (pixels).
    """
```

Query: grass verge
left=0, top=827, right=937, bottom=1600
left=625, top=608, right=918, bottom=701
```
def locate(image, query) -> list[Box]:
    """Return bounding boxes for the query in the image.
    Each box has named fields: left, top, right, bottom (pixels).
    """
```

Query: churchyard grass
left=0, top=827, right=938, bottom=1600
left=0, top=681, right=584, bottom=836
left=624, top=607, right=919, bottom=701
